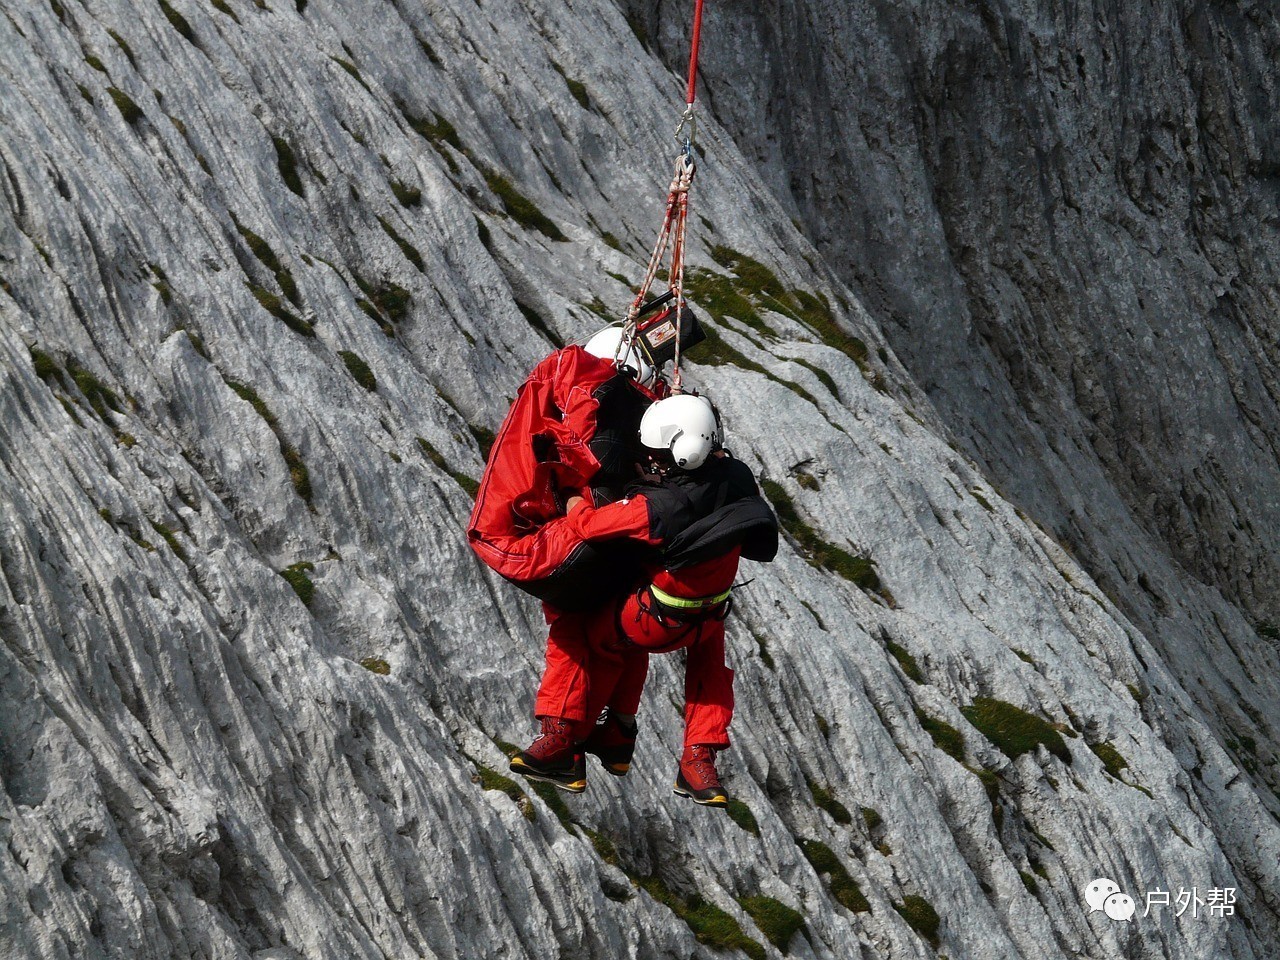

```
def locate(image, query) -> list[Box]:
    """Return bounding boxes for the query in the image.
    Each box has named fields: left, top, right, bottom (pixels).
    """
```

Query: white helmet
left=583, top=326, right=656, bottom=387
left=639, top=394, right=720, bottom=470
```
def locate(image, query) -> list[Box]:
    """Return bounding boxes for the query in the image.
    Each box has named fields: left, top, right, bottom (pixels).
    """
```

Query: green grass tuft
left=636, top=876, right=764, bottom=960
left=790, top=357, right=840, bottom=398
left=686, top=267, right=776, bottom=338
left=725, top=798, right=759, bottom=835
left=527, top=781, right=573, bottom=830
left=226, top=379, right=312, bottom=504
left=65, top=357, right=125, bottom=419
left=390, top=178, right=422, bottom=207
left=158, top=0, right=196, bottom=43
left=107, top=30, right=136, bottom=67
left=107, top=87, right=144, bottom=124
left=338, top=350, right=376, bottom=391
left=861, top=806, right=883, bottom=831
left=330, top=56, right=372, bottom=93
left=416, top=437, right=480, bottom=496
left=760, top=479, right=887, bottom=598
left=399, top=104, right=465, bottom=172
left=551, top=61, right=591, bottom=110
left=482, top=168, right=567, bottom=241
left=894, top=894, right=941, bottom=948
left=886, top=638, right=924, bottom=682
left=377, top=216, right=426, bottom=272
left=234, top=219, right=301, bottom=306
left=359, top=657, right=390, bottom=675
left=354, top=276, right=412, bottom=324
left=29, top=347, right=62, bottom=384
left=248, top=284, right=313, bottom=336
left=211, top=0, right=241, bottom=22
left=280, top=561, right=316, bottom=606
left=1089, top=740, right=1129, bottom=779
left=916, top=709, right=966, bottom=762
left=516, top=302, right=561, bottom=346
left=799, top=839, right=870, bottom=913
left=468, top=423, right=496, bottom=462
left=272, top=136, right=305, bottom=197
left=475, top=766, right=533, bottom=821
left=738, top=896, right=806, bottom=953
left=807, top=778, right=852, bottom=824
left=149, top=520, right=187, bottom=563
left=961, top=697, right=1071, bottom=765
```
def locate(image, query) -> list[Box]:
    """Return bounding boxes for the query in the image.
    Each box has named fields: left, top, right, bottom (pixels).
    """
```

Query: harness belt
left=648, top=583, right=731, bottom=610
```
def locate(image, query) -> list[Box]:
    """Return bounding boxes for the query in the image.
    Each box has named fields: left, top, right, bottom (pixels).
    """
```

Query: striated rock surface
left=0, top=1, right=1277, bottom=959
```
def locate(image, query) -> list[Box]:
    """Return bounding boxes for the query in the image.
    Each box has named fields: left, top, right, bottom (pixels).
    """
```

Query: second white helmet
left=583, top=326, right=656, bottom=387
left=639, top=394, right=720, bottom=470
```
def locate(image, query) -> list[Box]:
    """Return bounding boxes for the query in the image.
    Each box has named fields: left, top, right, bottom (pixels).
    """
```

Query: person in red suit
left=468, top=308, right=709, bottom=787
left=509, top=394, right=778, bottom=805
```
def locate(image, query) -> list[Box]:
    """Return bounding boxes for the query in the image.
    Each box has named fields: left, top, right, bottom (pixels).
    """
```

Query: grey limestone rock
left=1, top=1, right=1277, bottom=958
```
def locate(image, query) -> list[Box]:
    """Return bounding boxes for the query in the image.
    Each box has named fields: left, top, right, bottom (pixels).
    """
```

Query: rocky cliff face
left=1, top=1, right=1277, bottom=959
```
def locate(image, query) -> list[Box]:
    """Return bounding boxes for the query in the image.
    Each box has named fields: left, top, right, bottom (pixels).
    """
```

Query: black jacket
left=626, top=455, right=779, bottom=569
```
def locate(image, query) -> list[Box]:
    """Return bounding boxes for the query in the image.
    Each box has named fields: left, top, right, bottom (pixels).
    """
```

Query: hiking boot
left=509, top=717, right=587, bottom=793
left=673, top=744, right=728, bottom=806
left=581, top=708, right=637, bottom=776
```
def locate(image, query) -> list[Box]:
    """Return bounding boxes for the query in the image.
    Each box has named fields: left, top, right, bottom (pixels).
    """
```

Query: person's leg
left=514, top=608, right=593, bottom=792
left=682, top=619, right=733, bottom=750
left=533, top=607, right=592, bottom=725
left=579, top=597, right=646, bottom=775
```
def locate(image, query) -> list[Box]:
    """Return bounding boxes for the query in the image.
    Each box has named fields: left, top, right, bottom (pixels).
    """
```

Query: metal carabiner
left=673, top=104, right=696, bottom=150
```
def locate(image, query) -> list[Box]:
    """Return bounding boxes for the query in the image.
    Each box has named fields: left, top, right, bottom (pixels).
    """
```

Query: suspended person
left=510, top=394, right=778, bottom=805
left=466, top=305, right=705, bottom=775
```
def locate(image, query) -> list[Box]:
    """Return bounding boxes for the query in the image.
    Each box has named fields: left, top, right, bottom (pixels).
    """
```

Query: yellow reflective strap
left=648, top=583, right=731, bottom=609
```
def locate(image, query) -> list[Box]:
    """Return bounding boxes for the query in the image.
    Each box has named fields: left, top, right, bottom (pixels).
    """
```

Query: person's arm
left=564, top=495, right=660, bottom=544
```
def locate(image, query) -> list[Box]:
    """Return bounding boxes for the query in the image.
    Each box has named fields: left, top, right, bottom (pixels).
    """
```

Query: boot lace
left=686, top=745, right=720, bottom=786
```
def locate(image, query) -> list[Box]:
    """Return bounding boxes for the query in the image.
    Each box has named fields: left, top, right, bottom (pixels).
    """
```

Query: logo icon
left=1084, top=878, right=1121, bottom=913
left=1104, top=892, right=1136, bottom=921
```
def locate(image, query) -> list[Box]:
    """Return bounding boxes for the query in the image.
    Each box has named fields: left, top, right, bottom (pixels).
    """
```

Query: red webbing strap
left=685, top=0, right=706, bottom=105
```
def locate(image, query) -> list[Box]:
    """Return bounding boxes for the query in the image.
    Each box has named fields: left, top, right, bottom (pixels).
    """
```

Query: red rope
left=622, top=1, right=705, bottom=393
left=685, top=0, right=706, bottom=105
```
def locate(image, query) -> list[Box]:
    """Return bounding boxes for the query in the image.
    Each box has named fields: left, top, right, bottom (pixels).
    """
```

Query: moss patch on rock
left=272, top=136, right=305, bottom=197
left=377, top=216, right=426, bottom=272
left=807, top=778, right=852, bottom=824
left=961, top=697, right=1071, bottom=765
left=886, top=638, right=924, bottom=683
left=1089, top=740, right=1129, bottom=779
left=482, top=168, right=567, bottom=242
left=416, top=437, right=480, bottom=497
left=799, top=839, right=870, bottom=913
left=338, top=350, right=376, bottom=391
left=725, top=798, right=759, bottom=836
left=107, top=87, right=143, bottom=124
left=916, top=709, right=966, bottom=762
left=635, top=876, right=764, bottom=960
left=279, top=561, right=316, bottom=606
left=893, top=894, right=941, bottom=948
left=226, top=379, right=313, bottom=504
left=760, top=479, right=888, bottom=600
left=738, top=896, right=806, bottom=953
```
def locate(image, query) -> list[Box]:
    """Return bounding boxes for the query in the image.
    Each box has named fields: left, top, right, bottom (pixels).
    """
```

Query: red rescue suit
left=534, top=456, right=779, bottom=748
left=466, top=345, right=663, bottom=609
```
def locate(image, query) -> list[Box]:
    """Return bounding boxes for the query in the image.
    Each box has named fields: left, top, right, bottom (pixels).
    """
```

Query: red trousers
left=533, top=551, right=739, bottom=749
